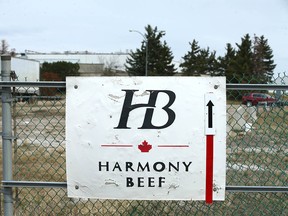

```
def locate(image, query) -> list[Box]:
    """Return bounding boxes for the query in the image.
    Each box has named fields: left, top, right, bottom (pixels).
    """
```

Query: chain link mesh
left=1, top=74, right=287, bottom=215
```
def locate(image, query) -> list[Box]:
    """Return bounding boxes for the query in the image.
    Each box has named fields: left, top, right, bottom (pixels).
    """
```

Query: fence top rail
left=0, top=81, right=66, bottom=88
left=226, top=83, right=288, bottom=90
left=0, top=81, right=287, bottom=90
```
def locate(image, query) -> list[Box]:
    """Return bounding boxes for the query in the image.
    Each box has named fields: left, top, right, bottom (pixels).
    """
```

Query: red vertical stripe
left=206, top=135, right=214, bottom=204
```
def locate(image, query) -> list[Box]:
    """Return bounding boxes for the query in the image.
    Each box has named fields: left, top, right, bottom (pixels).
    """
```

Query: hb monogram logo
left=114, top=90, right=176, bottom=129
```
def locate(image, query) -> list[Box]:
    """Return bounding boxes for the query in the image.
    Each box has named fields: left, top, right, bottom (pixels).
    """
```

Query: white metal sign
left=66, top=77, right=226, bottom=201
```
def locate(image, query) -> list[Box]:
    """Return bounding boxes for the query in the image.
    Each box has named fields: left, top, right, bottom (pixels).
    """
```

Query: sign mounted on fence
left=66, top=76, right=226, bottom=201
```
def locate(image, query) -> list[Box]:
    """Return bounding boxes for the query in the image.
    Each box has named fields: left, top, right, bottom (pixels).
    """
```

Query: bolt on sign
left=66, top=77, right=226, bottom=202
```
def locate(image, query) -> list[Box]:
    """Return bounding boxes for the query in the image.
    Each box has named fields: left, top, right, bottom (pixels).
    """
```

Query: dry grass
left=0, top=98, right=287, bottom=215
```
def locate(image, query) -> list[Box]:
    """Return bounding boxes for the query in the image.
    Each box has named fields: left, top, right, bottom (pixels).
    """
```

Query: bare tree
left=1, top=39, right=9, bottom=54
left=98, top=55, right=122, bottom=76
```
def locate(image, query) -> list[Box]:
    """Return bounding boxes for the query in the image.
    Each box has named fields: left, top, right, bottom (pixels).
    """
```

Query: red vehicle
left=242, top=93, right=276, bottom=107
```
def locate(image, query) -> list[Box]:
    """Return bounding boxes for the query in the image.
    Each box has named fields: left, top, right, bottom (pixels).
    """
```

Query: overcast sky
left=1, top=0, right=288, bottom=74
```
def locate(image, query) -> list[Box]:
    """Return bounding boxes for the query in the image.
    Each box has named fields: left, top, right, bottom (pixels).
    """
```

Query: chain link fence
left=1, top=60, right=287, bottom=214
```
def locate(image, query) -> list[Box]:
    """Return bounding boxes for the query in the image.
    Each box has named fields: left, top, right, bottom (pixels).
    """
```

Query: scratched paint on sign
left=66, top=76, right=226, bottom=200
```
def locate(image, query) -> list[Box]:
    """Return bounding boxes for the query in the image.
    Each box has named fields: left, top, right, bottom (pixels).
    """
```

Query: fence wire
left=1, top=74, right=288, bottom=215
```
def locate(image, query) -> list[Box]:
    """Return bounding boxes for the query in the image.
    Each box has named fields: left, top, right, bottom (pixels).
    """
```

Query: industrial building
left=19, top=51, right=129, bottom=76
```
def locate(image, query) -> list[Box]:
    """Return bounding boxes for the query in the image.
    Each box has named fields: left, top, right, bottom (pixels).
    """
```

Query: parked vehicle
left=242, top=93, right=277, bottom=107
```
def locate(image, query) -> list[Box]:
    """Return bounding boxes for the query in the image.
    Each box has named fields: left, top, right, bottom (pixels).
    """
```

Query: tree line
left=1, top=25, right=277, bottom=84
left=126, top=25, right=276, bottom=84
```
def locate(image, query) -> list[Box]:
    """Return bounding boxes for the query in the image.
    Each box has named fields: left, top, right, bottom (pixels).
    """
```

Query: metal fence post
left=1, top=55, right=14, bottom=216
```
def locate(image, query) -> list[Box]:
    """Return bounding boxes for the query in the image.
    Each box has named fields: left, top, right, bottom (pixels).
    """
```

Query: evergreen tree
left=207, top=50, right=220, bottom=76
left=223, top=34, right=276, bottom=84
left=224, top=34, right=254, bottom=100
left=197, top=48, right=210, bottom=75
left=180, top=40, right=218, bottom=76
left=179, top=39, right=200, bottom=76
left=180, top=33, right=276, bottom=93
left=179, top=40, right=201, bottom=76
left=125, top=25, right=176, bottom=76
left=252, top=35, right=276, bottom=83
left=233, top=34, right=254, bottom=83
left=125, top=43, right=146, bottom=76
left=218, top=43, right=236, bottom=80
left=222, top=34, right=276, bottom=100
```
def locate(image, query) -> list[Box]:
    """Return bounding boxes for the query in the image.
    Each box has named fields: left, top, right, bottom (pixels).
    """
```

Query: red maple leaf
left=138, top=140, right=152, bottom=153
